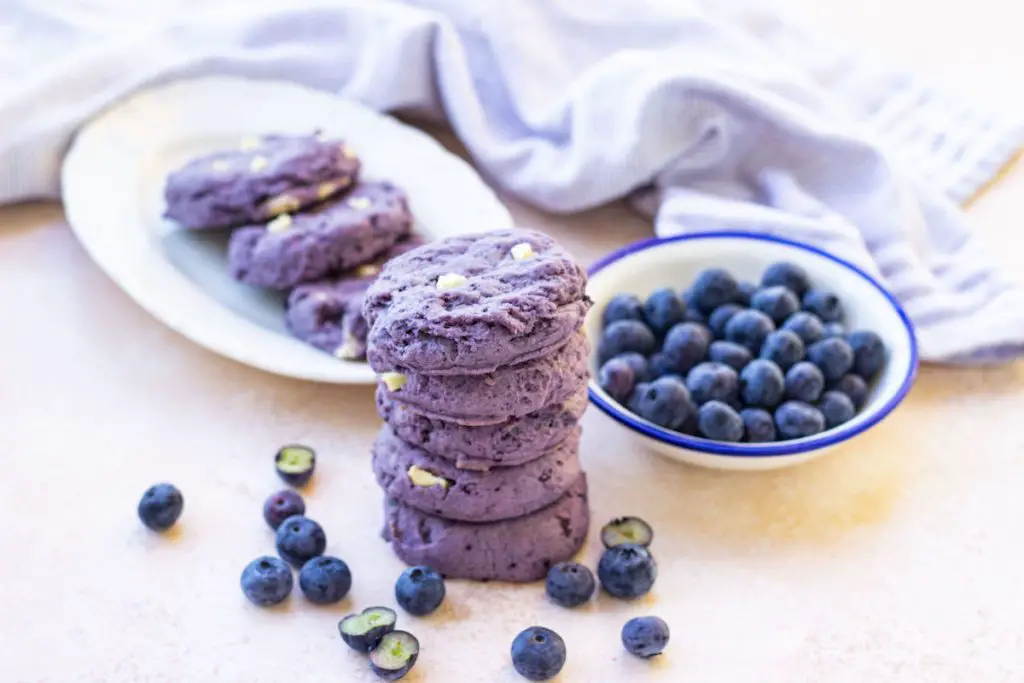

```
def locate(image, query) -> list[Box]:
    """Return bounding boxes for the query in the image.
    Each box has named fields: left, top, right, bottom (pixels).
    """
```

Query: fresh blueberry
left=817, top=390, right=856, bottom=428
left=598, top=320, right=657, bottom=364
left=781, top=311, right=824, bottom=345
left=241, top=556, right=293, bottom=606
left=762, top=262, right=810, bottom=298
left=299, top=556, right=352, bottom=605
left=739, top=359, right=785, bottom=408
left=601, top=516, right=654, bottom=549
left=138, top=483, right=183, bottom=531
left=545, top=562, right=596, bottom=608
left=395, top=566, right=446, bottom=616
left=784, top=362, right=825, bottom=403
left=750, top=286, right=800, bottom=325
left=740, top=408, right=776, bottom=442
left=685, top=362, right=739, bottom=405
left=807, top=337, right=855, bottom=381
left=275, top=515, right=327, bottom=567
left=822, top=322, right=845, bottom=338
left=613, top=352, right=651, bottom=384
left=642, top=287, right=685, bottom=335
left=602, top=293, right=644, bottom=327
left=690, top=268, right=739, bottom=313
left=339, top=606, right=398, bottom=653
left=830, top=373, right=869, bottom=410
left=662, top=322, right=712, bottom=374
left=369, top=630, right=420, bottom=681
left=847, top=330, right=886, bottom=379
left=263, top=489, right=306, bottom=531
left=707, top=304, right=744, bottom=339
left=598, top=544, right=658, bottom=600
left=759, top=330, right=805, bottom=371
left=708, top=340, right=753, bottom=372
left=802, top=289, right=843, bottom=322
left=724, top=309, right=775, bottom=352
left=697, top=400, right=744, bottom=442
left=622, top=616, right=670, bottom=659
left=775, top=401, right=826, bottom=439
left=627, top=377, right=696, bottom=431
left=275, top=444, right=316, bottom=488
left=646, top=352, right=677, bottom=379
left=511, top=627, right=566, bottom=681
left=735, top=280, right=758, bottom=306
left=683, top=306, right=707, bottom=324
left=599, top=357, right=636, bottom=403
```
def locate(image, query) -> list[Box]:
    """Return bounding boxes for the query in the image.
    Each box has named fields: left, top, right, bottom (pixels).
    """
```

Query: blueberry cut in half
left=339, top=606, right=398, bottom=653
left=275, top=444, right=317, bottom=487
left=369, top=630, right=420, bottom=681
left=601, top=516, right=654, bottom=549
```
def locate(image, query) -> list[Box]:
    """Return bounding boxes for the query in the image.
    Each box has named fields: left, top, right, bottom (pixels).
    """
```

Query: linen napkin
left=0, top=0, right=1021, bottom=363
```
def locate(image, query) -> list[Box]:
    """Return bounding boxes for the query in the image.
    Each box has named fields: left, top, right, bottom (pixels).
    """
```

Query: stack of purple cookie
left=163, top=132, right=419, bottom=361
left=363, top=229, right=593, bottom=582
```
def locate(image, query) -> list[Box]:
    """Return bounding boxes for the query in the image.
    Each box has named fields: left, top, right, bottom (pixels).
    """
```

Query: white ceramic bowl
left=585, top=232, right=918, bottom=471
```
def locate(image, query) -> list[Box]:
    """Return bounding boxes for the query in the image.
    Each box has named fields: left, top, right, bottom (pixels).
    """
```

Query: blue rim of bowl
left=586, top=231, right=919, bottom=458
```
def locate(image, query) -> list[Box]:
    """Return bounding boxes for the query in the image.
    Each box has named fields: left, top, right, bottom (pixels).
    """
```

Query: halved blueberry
left=263, top=489, right=306, bottom=530
left=275, top=445, right=317, bottom=488
left=601, top=516, right=654, bottom=549
left=339, top=606, right=398, bottom=652
left=369, top=630, right=420, bottom=681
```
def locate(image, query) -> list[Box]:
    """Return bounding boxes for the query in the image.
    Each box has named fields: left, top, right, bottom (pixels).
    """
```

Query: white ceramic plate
left=62, top=77, right=514, bottom=383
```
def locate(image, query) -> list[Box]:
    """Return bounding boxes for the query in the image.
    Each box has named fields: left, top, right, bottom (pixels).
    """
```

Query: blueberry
left=807, top=337, right=854, bottom=381
left=275, top=444, right=316, bottom=488
left=707, top=304, right=743, bottom=339
left=762, top=262, right=810, bottom=298
left=759, top=330, right=805, bottom=371
left=642, top=287, right=685, bottom=335
left=627, top=377, right=696, bottom=431
left=395, top=565, right=445, bottom=616
left=818, top=390, right=856, bottom=428
left=613, top=352, right=651, bottom=384
left=740, top=408, right=776, bottom=442
left=735, top=280, right=758, bottom=306
left=690, top=268, right=739, bottom=313
left=138, top=483, right=183, bottom=531
left=662, top=322, right=712, bottom=374
left=299, top=556, right=352, bottom=605
left=598, top=543, right=658, bottom=600
left=511, top=627, right=566, bottom=681
left=697, top=400, right=744, bottom=441
left=802, top=289, right=843, bottom=322
left=602, top=293, right=644, bottom=327
left=775, top=401, right=826, bottom=439
left=708, top=340, right=752, bottom=372
left=622, top=616, right=670, bottom=659
left=751, top=285, right=801, bottom=325
left=263, top=489, right=306, bottom=531
left=847, top=330, right=886, bottom=379
left=601, top=516, right=654, bottom=549
left=646, top=352, right=677, bottom=379
left=739, top=359, right=785, bottom=408
left=724, top=309, right=775, bottom=353
left=599, top=357, right=636, bottom=403
left=545, top=562, right=596, bottom=608
left=822, top=322, right=845, bottom=338
left=241, top=556, right=293, bottom=606
left=830, top=373, right=869, bottom=410
left=598, top=320, right=657, bottom=364
left=685, top=362, right=739, bottom=405
left=275, top=515, right=327, bottom=567
left=369, top=630, right=420, bottom=681
left=784, top=362, right=825, bottom=403
left=781, top=311, right=824, bottom=345
left=339, top=606, right=398, bottom=653
left=683, top=307, right=707, bottom=324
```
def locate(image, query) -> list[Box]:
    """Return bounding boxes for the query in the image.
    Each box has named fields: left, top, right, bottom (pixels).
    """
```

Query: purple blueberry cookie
left=377, top=331, right=589, bottom=423
left=376, top=385, right=587, bottom=469
left=363, top=229, right=590, bottom=375
left=372, top=425, right=581, bottom=522
left=286, top=236, right=424, bottom=360
left=164, top=133, right=360, bottom=230
left=383, top=474, right=589, bottom=582
left=228, top=181, right=413, bottom=289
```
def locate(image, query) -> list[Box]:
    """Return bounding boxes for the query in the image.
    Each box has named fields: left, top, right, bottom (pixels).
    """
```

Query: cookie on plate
left=163, top=133, right=360, bottom=230
left=363, top=229, right=590, bottom=375
left=228, top=181, right=413, bottom=290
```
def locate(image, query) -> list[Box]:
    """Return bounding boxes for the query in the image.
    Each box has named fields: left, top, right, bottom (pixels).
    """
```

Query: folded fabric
left=1, top=0, right=1021, bottom=363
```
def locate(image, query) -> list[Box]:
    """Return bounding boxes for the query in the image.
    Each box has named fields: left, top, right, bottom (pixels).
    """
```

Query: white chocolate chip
left=436, top=273, right=468, bottom=290
left=348, top=196, right=372, bottom=210
left=240, top=136, right=262, bottom=151
left=407, top=465, right=450, bottom=489
left=380, top=372, right=407, bottom=392
left=333, top=335, right=360, bottom=360
left=266, top=213, right=292, bottom=234
left=262, top=194, right=301, bottom=217
left=511, top=242, right=535, bottom=260
left=355, top=264, right=381, bottom=278
left=317, top=179, right=348, bottom=201
left=211, top=159, right=230, bottom=172
left=341, top=144, right=357, bottom=159
left=249, top=156, right=269, bottom=172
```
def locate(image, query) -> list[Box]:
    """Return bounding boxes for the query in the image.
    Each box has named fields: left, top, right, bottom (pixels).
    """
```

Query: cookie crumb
left=436, top=273, right=468, bottom=290
left=407, top=465, right=449, bottom=489
left=511, top=242, right=534, bottom=260
left=266, top=213, right=292, bottom=234
left=381, top=372, right=407, bottom=392
left=249, top=156, right=269, bottom=172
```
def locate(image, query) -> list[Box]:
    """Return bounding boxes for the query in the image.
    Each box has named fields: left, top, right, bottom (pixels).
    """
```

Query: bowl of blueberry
left=587, top=232, right=918, bottom=470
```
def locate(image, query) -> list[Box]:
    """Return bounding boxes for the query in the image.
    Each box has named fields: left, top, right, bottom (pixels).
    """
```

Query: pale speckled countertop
left=4, top=3, right=1024, bottom=681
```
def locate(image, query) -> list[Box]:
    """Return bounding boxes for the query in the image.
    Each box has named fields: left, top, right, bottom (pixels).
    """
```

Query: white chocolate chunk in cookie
left=261, top=193, right=301, bottom=217
left=266, top=213, right=292, bottom=234
left=249, top=156, right=269, bottom=172
left=240, top=136, right=262, bottom=151
left=381, top=372, right=407, bottom=392
left=347, top=196, right=372, bottom=210
left=407, top=465, right=450, bottom=489
left=341, top=143, right=357, bottom=159
left=317, top=178, right=349, bottom=200
left=333, top=334, right=360, bottom=360
left=511, top=242, right=535, bottom=260
left=436, top=273, right=468, bottom=290
left=355, top=264, right=381, bottom=278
